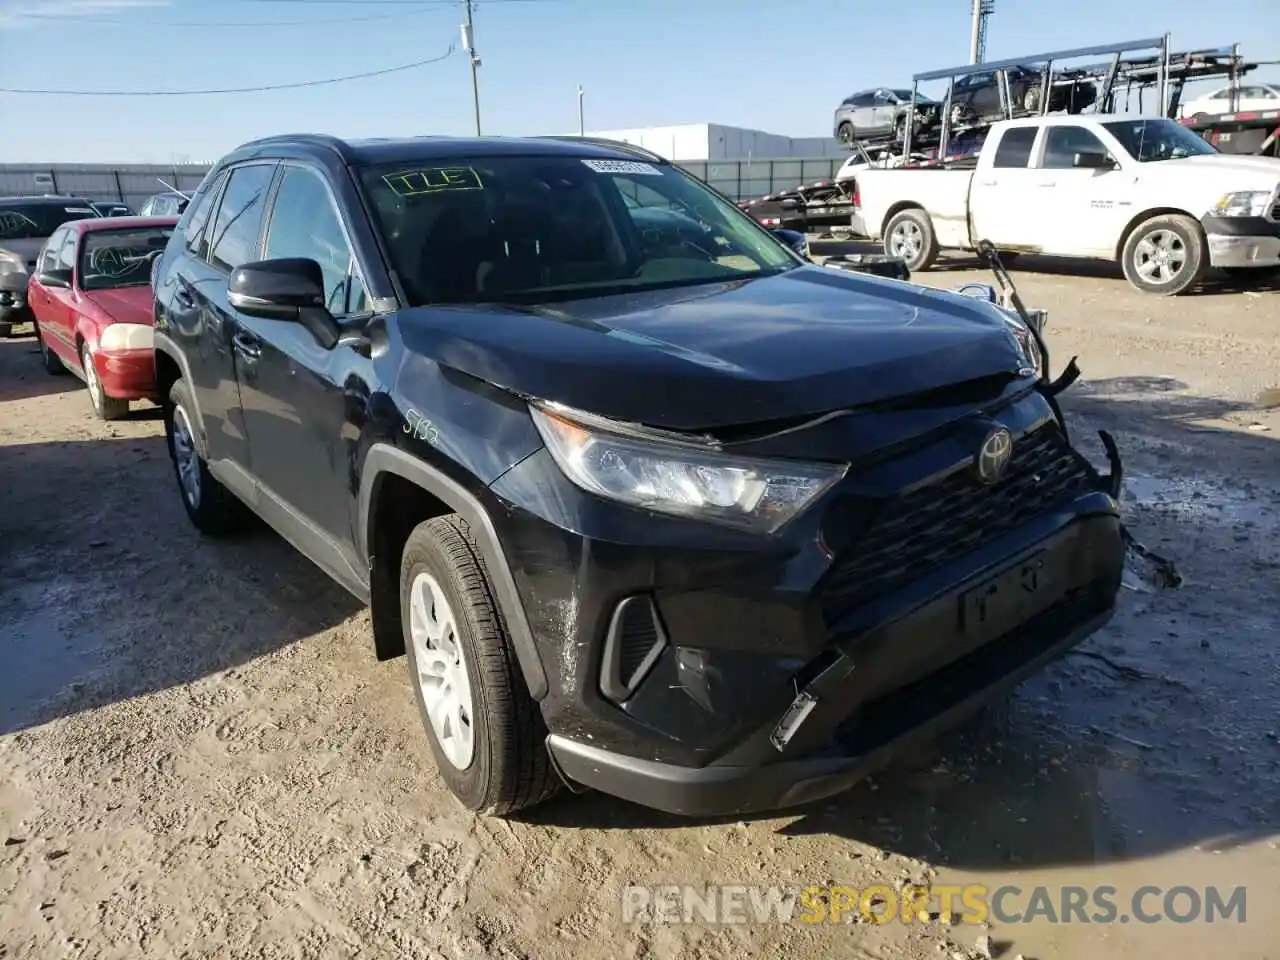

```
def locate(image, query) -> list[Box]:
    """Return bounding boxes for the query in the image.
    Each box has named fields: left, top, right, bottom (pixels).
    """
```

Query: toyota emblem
left=974, top=427, right=1013, bottom=484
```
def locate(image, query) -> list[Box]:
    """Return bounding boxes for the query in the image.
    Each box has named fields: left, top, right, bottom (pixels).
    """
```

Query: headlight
left=1210, top=190, right=1273, bottom=218
left=0, top=249, right=27, bottom=278
left=97, top=323, right=154, bottom=351
left=998, top=309, right=1044, bottom=379
left=529, top=403, right=847, bottom=534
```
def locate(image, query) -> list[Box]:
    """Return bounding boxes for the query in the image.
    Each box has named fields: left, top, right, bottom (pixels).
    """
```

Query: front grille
left=818, top=425, right=1094, bottom=624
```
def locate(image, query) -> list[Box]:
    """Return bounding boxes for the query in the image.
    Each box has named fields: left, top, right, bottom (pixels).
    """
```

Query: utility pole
left=577, top=85, right=585, bottom=136
left=462, top=0, right=482, bottom=135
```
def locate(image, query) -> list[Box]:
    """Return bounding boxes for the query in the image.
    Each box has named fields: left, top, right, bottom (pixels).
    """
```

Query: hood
left=1173, top=153, right=1280, bottom=185
left=395, top=266, right=1032, bottom=431
left=81, top=286, right=154, bottom=325
left=0, top=237, right=45, bottom=273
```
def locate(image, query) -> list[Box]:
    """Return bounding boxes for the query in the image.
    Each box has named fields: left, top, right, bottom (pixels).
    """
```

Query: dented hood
left=395, top=265, right=1031, bottom=431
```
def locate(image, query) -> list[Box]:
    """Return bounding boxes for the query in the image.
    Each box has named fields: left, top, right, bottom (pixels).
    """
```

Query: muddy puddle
left=1122, top=473, right=1280, bottom=533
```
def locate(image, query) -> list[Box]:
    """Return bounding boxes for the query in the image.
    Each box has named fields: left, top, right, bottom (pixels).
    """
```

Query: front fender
left=356, top=442, right=550, bottom=701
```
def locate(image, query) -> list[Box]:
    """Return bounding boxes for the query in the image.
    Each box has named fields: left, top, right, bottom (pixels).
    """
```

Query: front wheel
left=1120, top=214, right=1207, bottom=296
left=81, top=342, right=129, bottom=420
left=836, top=122, right=854, bottom=146
left=401, top=515, right=561, bottom=816
left=884, top=207, right=940, bottom=272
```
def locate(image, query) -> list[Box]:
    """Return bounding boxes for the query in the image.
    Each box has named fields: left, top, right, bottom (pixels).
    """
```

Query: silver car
left=833, top=88, right=941, bottom=146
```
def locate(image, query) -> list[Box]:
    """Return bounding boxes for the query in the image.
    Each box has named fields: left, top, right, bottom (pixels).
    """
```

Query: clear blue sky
left=0, top=0, right=1276, bottom=163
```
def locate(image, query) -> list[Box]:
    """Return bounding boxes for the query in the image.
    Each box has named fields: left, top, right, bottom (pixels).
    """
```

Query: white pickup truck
left=852, top=114, right=1280, bottom=295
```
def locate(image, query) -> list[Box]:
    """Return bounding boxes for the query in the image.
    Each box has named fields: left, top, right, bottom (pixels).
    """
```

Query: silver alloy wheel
left=889, top=220, right=924, bottom=262
left=171, top=403, right=202, bottom=508
left=409, top=572, right=475, bottom=770
left=1134, top=229, right=1187, bottom=285
left=82, top=345, right=103, bottom=412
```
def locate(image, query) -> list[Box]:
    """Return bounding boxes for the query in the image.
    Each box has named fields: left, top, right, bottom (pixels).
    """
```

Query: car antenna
left=155, top=177, right=192, bottom=201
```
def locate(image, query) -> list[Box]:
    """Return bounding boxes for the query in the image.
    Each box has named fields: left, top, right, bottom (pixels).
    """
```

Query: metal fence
left=678, top=157, right=847, bottom=201
left=1, top=154, right=846, bottom=210
left=0, top=163, right=212, bottom=213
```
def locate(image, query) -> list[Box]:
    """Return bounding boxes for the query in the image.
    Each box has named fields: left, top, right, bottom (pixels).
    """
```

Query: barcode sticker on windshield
left=581, top=159, right=662, bottom=176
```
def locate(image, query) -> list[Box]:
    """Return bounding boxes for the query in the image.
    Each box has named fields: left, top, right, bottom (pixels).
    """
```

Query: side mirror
left=228, top=258, right=339, bottom=349
left=770, top=228, right=809, bottom=259
left=778, top=198, right=802, bottom=211
left=38, top=268, right=72, bottom=288
left=1073, top=151, right=1114, bottom=169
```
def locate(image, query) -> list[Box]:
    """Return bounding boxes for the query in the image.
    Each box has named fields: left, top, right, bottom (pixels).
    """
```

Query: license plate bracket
left=960, top=550, right=1061, bottom=639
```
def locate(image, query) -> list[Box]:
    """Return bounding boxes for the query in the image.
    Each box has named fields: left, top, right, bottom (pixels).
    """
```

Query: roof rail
left=536, top=135, right=669, bottom=164
left=233, top=132, right=350, bottom=158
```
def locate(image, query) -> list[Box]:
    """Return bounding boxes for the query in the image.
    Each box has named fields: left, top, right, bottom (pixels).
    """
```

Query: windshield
left=356, top=155, right=799, bottom=305
left=892, top=90, right=933, bottom=104
left=0, top=202, right=98, bottom=241
left=1102, top=118, right=1218, bottom=162
left=79, top=226, right=174, bottom=290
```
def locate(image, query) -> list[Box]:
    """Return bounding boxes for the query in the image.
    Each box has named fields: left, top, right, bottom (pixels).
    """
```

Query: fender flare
left=153, top=330, right=210, bottom=456
left=357, top=443, right=549, bottom=701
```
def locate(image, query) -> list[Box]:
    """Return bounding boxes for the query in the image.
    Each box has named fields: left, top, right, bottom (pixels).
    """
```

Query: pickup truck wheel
left=884, top=208, right=939, bottom=271
left=1121, top=214, right=1207, bottom=296
left=164, top=378, right=249, bottom=535
left=401, top=515, right=561, bottom=816
left=836, top=122, right=854, bottom=146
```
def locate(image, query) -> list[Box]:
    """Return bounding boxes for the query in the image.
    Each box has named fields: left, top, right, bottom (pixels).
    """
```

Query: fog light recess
left=600, top=594, right=669, bottom=703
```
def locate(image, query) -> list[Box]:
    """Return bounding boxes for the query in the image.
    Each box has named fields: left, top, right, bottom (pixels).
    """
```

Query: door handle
left=977, top=180, right=998, bottom=186
left=1036, top=181, right=1057, bottom=188
left=232, top=331, right=262, bottom=360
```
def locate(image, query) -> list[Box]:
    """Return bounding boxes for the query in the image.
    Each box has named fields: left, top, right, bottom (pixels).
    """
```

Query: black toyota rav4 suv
left=152, top=133, right=1126, bottom=818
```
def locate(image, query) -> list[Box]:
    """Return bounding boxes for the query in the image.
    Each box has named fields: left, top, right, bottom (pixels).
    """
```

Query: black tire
left=81, top=342, right=129, bottom=420
left=0, top=322, right=12, bottom=338
left=400, top=515, right=560, bottom=816
left=836, top=122, right=854, bottom=146
left=35, top=321, right=64, bottom=374
left=164, top=378, right=249, bottom=535
left=1120, top=214, right=1207, bottom=296
left=883, top=207, right=940, bottom=272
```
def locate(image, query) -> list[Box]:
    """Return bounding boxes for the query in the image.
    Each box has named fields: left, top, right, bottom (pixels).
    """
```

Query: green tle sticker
left=382, top=166, right=484, bottom=197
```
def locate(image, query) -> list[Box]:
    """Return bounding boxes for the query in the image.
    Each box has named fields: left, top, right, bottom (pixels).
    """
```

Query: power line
left=0, top=46, right=456, bottom=96
left=11, top=6, right=451, bottom=27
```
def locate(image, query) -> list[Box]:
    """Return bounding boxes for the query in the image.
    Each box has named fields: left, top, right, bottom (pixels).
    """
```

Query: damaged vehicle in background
left=834, top=88, right=943, bottom=146
left=0, top=195, right=101, bottom=337
left=152, top=132, right=1128, bottom=819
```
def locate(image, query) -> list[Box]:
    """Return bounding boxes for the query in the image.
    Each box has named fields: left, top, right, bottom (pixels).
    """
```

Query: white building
left=580, top=123, right=844, bottom=162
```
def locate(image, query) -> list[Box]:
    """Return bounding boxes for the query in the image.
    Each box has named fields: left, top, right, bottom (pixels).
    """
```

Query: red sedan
left=28, top=215, right=178, bottom=420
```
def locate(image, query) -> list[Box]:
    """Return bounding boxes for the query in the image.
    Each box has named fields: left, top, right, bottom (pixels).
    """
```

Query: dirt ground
left=2, top=256, right=1279, bottom=960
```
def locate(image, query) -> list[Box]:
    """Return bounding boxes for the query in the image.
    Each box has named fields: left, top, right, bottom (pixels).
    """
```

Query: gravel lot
left=2, top=257, right=1278, bottom=960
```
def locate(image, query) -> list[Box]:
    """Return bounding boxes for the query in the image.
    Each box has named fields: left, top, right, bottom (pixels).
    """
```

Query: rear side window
left=182, top=172, right=226, bottom=258
left=991, top=127, right=1037, bottom=168
left=207, top=164, right=276, bottom=272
